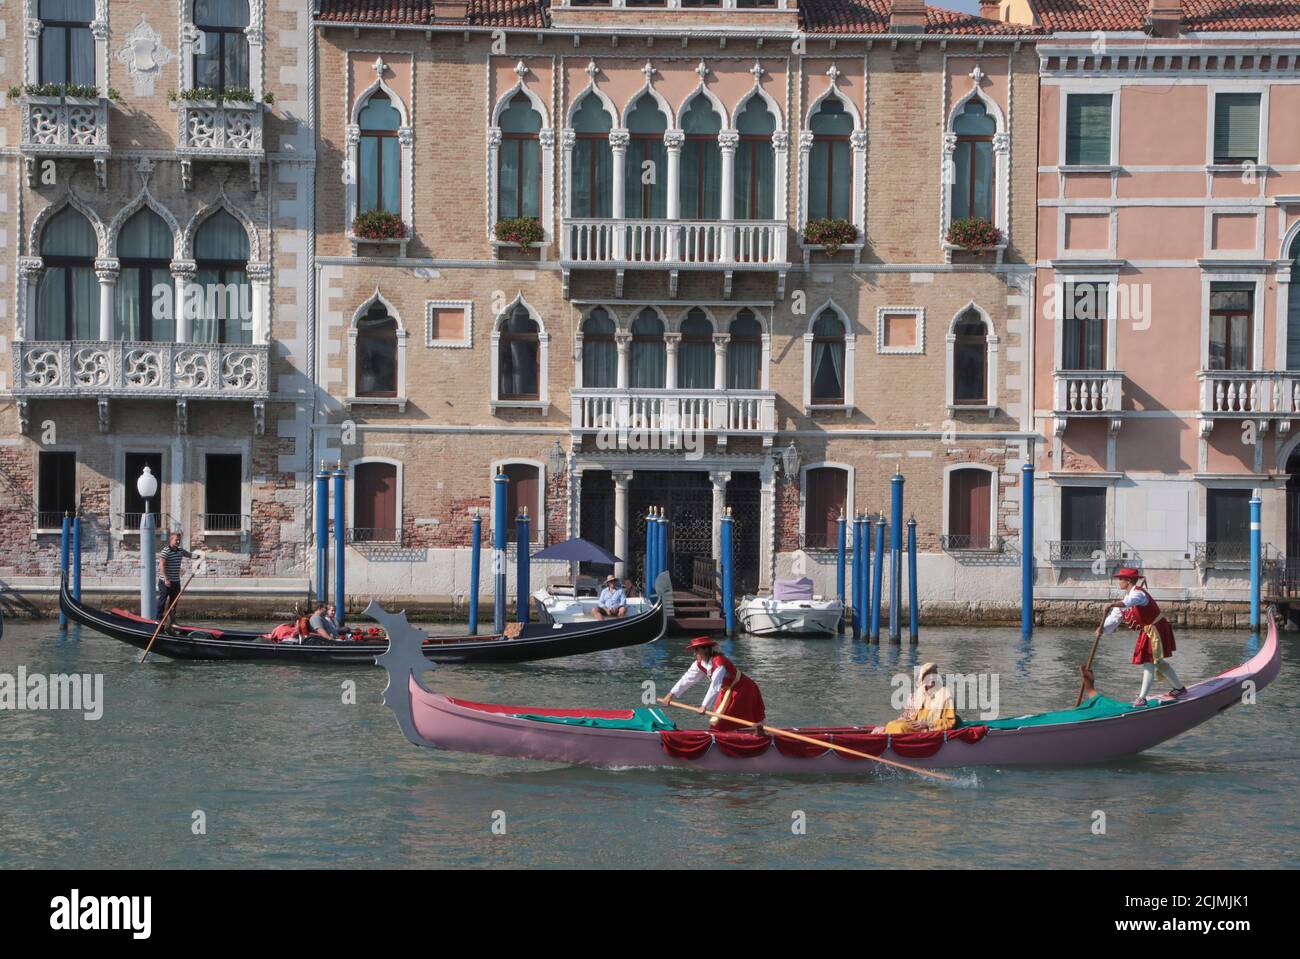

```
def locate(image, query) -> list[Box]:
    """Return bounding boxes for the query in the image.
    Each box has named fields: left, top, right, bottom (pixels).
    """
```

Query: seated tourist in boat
left=309, top=602, right=340, bottom=639
left=623, top=578, right=638, bottom=598
left=663, top=636, right=766, bottom=732
left=1096, top=567, right=1186, bottom=706
left=592, top=575, right=627, bottom=620
left=878, top=663, right=956, bottom=734
left=263, top=612, right=311, bottom=643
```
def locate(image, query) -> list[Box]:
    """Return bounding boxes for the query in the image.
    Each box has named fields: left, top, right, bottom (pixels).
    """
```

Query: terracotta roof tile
left=802, top=0, right=1042, bottom=33
left=1032, top=0, right=1300, bottom=32
left=316, top=0, right=548, bottom=28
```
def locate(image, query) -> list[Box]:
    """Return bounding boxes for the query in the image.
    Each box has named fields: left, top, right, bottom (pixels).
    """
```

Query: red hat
left=686, top=636, right=718, bottom=651
left=1113, top=567, right=1142, bottom=580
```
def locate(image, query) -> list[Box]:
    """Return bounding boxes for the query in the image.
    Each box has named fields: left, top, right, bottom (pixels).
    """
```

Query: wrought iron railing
left=117, top=512, right=174, bottom=533
left=1049, top=540, right=1123, bottom=565
left=1192, top=540, right=1254, bottom=567
left=35, top=510, right=73, bottom=531
left=941, top=533, right=1003, bottom=552
left=200, top=512, right=247, bottom=534
left=692, top=555, right=719, bottom=600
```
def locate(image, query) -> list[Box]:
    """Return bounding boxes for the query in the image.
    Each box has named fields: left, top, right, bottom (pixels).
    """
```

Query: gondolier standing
left=157, top=531, right=196, bottom=624
left=1095, top=567, right=1186, bottom=706
left=662, top=637, right=766, bottom=731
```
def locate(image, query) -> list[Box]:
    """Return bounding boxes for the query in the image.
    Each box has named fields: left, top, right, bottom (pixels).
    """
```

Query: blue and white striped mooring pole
left=332, top=463, right=345, bottom=625
left=721, top=506, right=735, bottom=636
left=493, top=468, right=508, bottom=634
left=1022, top=463, right=1035, bottom=641
left=468, top=510, right=482, bottom=635
left=59, top=513, right=71, bottom=629
left=1250, top=495, right=1262, bottom=635
left=907, top=516, right=918, bottom=644
left=315, top=461, right=330, bottom=607
left=516, top=507, right=530, bottom=624
left=889, top=473, right=904, bottom=644
left=837, top=511, right=848, bottom=634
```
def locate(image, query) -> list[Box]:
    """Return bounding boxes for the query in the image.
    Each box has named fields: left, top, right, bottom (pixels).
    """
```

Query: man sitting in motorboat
left=877, top=662, right=956, bottom=734
left=663, top=636, right=767, bottom=732
left=592, top=575, right=627, bottom=620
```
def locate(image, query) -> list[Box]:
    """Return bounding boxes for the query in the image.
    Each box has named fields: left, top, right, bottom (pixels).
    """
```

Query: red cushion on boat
left=111, top=608, right=157, bottom=624
left=446, top=697, right=636, bottom=721
left=713, top=732, right=772, bottom=758
left=661, top=730, right=714, bottom=759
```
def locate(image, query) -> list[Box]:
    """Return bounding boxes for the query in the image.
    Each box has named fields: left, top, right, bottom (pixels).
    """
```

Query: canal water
left=1, top=617, right=1296, bottom=869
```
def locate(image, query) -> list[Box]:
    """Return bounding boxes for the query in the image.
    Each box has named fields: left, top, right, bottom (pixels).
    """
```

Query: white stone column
left=664, top=332, right=680, bottom=390
left=615, top=332, right=631, bottom=389
left=246, top=262, right=271, bottom=344
left=172, top=260, right=196, bottom=343
left=17, top=257, right=44, bottom=341
left=664, top=130, right=683, bottom=222
left=712, top=333, right=729, bottom=389
left=610, top=129, right=629, bottom=260
left=613, top=469, right=632, bottom=580
left=718, top=130, right=739, bottom=262
left=850, top=130, right=869, bottom=236
left=710, top=470, right=731, bottom=570
left=95, top=258, right=119, bottom=341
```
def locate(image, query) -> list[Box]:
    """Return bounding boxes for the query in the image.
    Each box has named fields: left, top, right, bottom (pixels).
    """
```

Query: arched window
left=356, top=302, right=398, bottom=397
left=37, top=207, right=97, bottom=341
left=953, top=309, right=989, bottom=405
left=115, top=209, right=174, bottom=342
left=581, top=308, right=616, bottom=388
left=358, top=92, right=401, bottom=216
left=193, top=0, right=250, bottom=94
left=498, top=92, right=542, bottom=220
left=624, top=95, right=667, bottom=219
left=679, top=96, right=721, bottom=221
left=39, top=0, right=94, bottom=86
left=570, top=95, right=612, bottom=218
left=728, top=310, right=762, bottom=390
left=502, top=462, right=541, bottom=543
left=353, top=461, right=398, bottom=543
left=948, top=467, right=993, bottom=550
left=810, top=309, right=846, bottom=404
left=952, top=99, right=995, bottom=222
left=630, top=309, right=666, bottom=389
left=734, top=98, right=775, bottom=220
left=809, top=98, right=852, bottom=221
left=499, top=305, right=540, bottom=400
left=193, top=209, right=251, bottom=344
left=803, top=466, right=847, bottom=550
left=1288, top=235, right=1300, bottom=369
left=679, top=309, right=714, bottom=390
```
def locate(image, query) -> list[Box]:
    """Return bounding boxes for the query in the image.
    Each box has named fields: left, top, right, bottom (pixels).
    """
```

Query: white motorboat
left=736, top=577, right=843, bottom=636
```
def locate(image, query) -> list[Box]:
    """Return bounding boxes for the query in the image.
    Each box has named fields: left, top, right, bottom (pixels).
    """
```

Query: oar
left=1074, top=616, right=1108, bottom=707
left=658, top=697, right=954, bottom=783
left=139, top=570, right=197, bottom=664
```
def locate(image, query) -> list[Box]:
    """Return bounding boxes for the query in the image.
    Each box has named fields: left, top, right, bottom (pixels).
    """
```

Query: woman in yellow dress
left=881, top=662, right=956, bottom=734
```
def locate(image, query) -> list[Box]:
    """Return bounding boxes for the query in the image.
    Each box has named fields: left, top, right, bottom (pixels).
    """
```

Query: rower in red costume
left=662, top=636, right=766, bottom=732
left=1095, top=567, right=1186, bottom=706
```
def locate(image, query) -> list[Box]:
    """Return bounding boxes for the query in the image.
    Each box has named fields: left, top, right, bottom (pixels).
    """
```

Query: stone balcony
left=176, top=101, right=266, bottom=190
left=19, top=95, right=111, bottom=187
left=570, top=387, right=777, bottom=448
left=11, top=340, right=269, bottom=436
left=561, top=218, right=789, bottom=297
left=1198, top=370, right=1300, bottom=437
left=1052, top=369, right=1125, bottom=436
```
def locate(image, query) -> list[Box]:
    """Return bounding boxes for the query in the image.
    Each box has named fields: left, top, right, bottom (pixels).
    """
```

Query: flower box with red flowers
left=945, top=217, right=1003, bottom=251
left=352, top=210, right=407, bottom=242
left=801, top=218, right=859, bottom=254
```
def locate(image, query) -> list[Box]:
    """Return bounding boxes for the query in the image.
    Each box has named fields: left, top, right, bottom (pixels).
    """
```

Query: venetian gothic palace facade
left=0, top=0, right=1297, bottom=622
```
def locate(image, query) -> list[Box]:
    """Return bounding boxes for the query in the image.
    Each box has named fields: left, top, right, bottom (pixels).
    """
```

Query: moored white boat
left=736, top=578, right=842, bottom=636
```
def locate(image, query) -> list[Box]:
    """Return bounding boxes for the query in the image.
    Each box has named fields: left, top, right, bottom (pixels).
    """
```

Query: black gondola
left=58, top=574, right=671, bottom=664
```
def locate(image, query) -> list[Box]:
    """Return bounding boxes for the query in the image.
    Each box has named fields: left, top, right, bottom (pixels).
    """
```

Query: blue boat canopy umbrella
left=529, top=537, right=622, bottom=565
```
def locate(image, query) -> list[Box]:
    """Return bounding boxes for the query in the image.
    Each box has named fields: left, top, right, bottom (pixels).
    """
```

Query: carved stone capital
left=561, top=128, right=577, bottom=149
left=664, top=129, right=685, bottom=150
left=346, top=124, right=361, bottom=145
left=609, top=128, right=630, bottom=150
left=398, top=126, right=414, bottom=147
left=771, top=130, right=790, bottom=152
left=539, top=128, right=556, bottom=150
left=850, top=130, right=868, bottom=151
left=487, top=127, right=503, bottom=148
left=718, top=129, right=740, bottom=152
left=170, top=259, right=198, bottom=280
left=798, top=130, right=815, bottom=154
left=18, top=256, right=45, bottom=279
left=94, top=258, right=120, bottom=282
left=246, top=261, right=272, bottom=283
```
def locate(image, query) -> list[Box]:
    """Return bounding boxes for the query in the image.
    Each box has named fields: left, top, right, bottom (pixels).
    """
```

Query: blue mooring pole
left=493, top=469, right=508, bottom=634
left=332, top=464, right=345, bottom=626
left=644, top=507, right=656, bottom=603
left=889, top=473, right=904, bottom=643
left=871, top=514, right=886, bottom=643
left=659, top=507, right=670, bottom=590
left=315, top=461, right=329, bottom=606
left=516, top=508, right=531, bottom=624
left=1250, top=495, right=1262, bottom=635
left=72, top=512, right=82, bottom=605
left=851, top=514, right=864, bottom=637
left=1022, top=463, right=1035, bottom=641
left=468, top=510, right=482, bottom=635
left=907, top=516, right=918, bottom=644
left=862, top=515, right=873, bottom=637
left=837, top=511, right=848, bottom=634
left=59, top=513, right=71, bottom=629
left=721, top=507, right=735, bottom=636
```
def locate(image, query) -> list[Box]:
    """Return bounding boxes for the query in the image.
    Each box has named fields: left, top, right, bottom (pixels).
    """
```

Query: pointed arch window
left=1287, top=236, right=1300, bottom=370
left=630, top=309, right=666, bottom=389
left=952, top=99, right=995, bottom=222
left=624, top=95, right=667, bottom=220
left=193, top=209, right=251, bottom=344
left=728, top=310, right=762, bottom=390
left=356, top=303, right=398, bottom=397
left=680, top=309, right=714, bottom=390
left=499, top=305, right=540, bottom=400
left=680, top=96, right=722, bottom=221
left=498, top=93, right=543, bottom=220
left=571, top=95, right=613, bottom=218
left=38, top=0, right=94, bottom=87
left=581, top=308, right=617, bottom=388
left=358, top=92, right=401, bottom=216
left=193, top=0, right=250, bottom=94
left=735, top=98, right=775, bottom=220
left=809, top=98, right=852, bottom=221
left=811, top=309, right=846, bottom=404
left=953, top=309, right=989, bottom=405
left=115, top=209, right=175, bottom=342
left=37, top=207, right=98, bottom=340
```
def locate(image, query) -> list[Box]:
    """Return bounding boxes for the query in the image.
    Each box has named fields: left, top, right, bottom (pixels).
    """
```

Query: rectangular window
left=353, top=461, right=398, bottom=543
left=204, top=454, right=243, bottom=532
left=803, top=468, right=847, bottom=550
left=1208, top=283, right=1254, bottom=371
left=948, top=469, right=993, bottom=549
left=39, top=0, right=95, bottom=87
left=1207, top=489, right=1251, bottom=558
left=1214, top=93, right=1261, bottom=165
left=1062, top=281, right=1108, bottom=370
left=428, top=306, right=466, bottom=343
left=1061, top=487, right=1106, bottom=543
left=37, top=451, right=77, bottom=530
left=503, top=463, right=541, bottom=543
left=1065, top=94, right=1112, bottom=166
left=881, top=311, right=919, bottom=351
left=123, top=452, right=164, bottom=531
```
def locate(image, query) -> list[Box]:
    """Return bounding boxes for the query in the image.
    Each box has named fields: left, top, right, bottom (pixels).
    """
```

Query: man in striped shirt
left=157, top=531, right=195, bottom=623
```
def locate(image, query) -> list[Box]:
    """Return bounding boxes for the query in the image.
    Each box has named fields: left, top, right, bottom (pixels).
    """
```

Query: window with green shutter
left=1065, top=94, right=1112, bottom=166
left=1214, top=93, right=1261, bottom=164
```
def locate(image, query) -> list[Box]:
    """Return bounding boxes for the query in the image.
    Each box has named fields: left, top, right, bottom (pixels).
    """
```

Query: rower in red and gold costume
left=1095, top=567, right=1187, bottom=706
left=662, top=637, right=766, bottom=732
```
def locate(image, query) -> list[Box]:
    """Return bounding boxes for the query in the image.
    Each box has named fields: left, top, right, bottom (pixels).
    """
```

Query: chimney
left=1145, top=0, right=1183, bottom=37
left=979, top=0, right=1001, bottom=20
left=431, top=0, right=469, bottom=20
left=889, top=0, right=927, bottom=32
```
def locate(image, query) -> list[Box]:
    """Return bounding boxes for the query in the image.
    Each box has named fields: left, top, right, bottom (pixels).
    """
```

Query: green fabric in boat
left=957, top=694, right=1162, bottom=730
left=513, top=707, right=677, bottom=732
